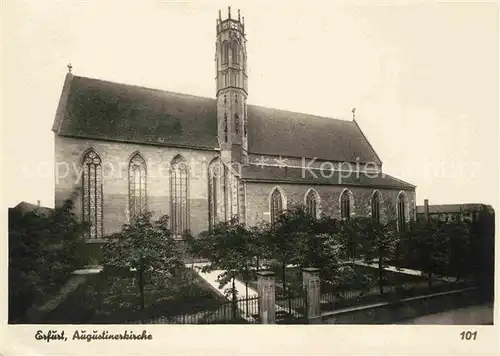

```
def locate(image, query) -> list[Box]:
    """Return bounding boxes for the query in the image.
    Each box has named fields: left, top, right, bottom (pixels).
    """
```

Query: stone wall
left=244, top=181, right=416, bottom=226
left=55, top=135, right=416, bottom=238
left=54, top=135, right=218, bottom=237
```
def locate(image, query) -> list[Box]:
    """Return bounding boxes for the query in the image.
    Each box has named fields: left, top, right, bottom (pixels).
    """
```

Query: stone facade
left=244, top=181, right=415, bottom=226
left=54, top=135, right=218, bottom=237
left=52, top=8, right=416, bottom=241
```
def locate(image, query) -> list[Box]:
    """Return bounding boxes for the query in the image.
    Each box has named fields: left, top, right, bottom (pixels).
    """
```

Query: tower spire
left=215, top=7, right=248, bottom=165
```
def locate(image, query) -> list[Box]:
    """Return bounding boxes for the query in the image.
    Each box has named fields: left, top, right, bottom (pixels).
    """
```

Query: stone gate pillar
left=256, top=271, right=276, bottom=324
left=302, top=267, right=321, bottom=323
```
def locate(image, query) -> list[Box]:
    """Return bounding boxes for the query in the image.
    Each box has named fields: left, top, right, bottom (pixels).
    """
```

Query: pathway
left=354, top=260, right=457, bottom=283
left=188, top=262, right=302, bottom=321
left=397, top=303, right=494, bottom=325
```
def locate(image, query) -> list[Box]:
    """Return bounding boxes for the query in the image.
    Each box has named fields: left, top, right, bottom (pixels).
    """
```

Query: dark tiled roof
left=53, top=75, right=382, bottom=163
left=241, top=165, right=415, bottom=190
left=10, top=201, right=53, bottom=215
left=247, top=106, right=381, bottom=163
left=55, top=76, right=219, bottom=149
left=416, top=204, right=492, bottom=214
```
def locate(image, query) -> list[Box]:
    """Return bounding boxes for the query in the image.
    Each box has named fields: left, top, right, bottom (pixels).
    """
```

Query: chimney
left=37, top=200, right=41, bottom=207
left=424, top=199, right=429, bottom=223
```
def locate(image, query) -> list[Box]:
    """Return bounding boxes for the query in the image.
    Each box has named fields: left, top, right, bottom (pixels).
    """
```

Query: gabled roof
left=241, top=165, right=415, bottom=190
left=10, top=201, right=53, bottom=215
left=416, top=204, right=493, bottom=214
left=52, top=74, right=382, bottom=163
left=247, top=106, right=382, bottom=164
left=52, top=75, right=219, bottom=150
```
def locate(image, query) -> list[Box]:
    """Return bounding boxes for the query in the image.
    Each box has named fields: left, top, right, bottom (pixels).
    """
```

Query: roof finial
left=67, top=63, right=73, bottom=73
left=219, top=9, right=222, bottom=21
left=228, top=6, right=231, bottom=19
left=351, top=107, right=356, bottom=121
left=238, top=9, right=241, bottom=22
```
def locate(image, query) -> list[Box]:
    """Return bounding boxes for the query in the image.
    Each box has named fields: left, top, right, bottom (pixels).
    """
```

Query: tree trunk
left=427, top=254, right=433, bottom=291
left=245, top=281, right=249, bottom=316
left=378, top=249, right=384, bottom=295
left=282, top=262, right=287, bottom=296
left=138, top=266, right=145, bottom=320
left=231, top=277, right=237, bottom=321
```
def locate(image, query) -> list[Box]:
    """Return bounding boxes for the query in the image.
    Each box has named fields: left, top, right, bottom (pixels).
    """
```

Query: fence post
left=302, top=267, right=321, bottom=324
left=256, top=271, right=276, bottom=324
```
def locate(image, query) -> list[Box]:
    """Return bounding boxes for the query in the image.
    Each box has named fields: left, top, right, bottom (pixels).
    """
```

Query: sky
left=1, top=0, right=498, bottom=211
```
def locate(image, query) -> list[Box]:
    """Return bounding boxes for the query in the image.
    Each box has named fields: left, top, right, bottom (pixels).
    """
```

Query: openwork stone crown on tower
left=216, top=6, right=245, bottom=35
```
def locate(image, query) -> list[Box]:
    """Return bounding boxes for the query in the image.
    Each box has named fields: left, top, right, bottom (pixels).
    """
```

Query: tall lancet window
left=232, top=41, right=239, bottom=65
left=270, top=187, right=285, bottom=224
left=129, top=153, right=147, bottom=221
left=397, top=192, right=408, bottom=232
left=305, top=189, right=320, bottom=219
left=340, top=189, right=353, bottom=221
left=82, top=150, right=103, bottom=239
left=371, top=191, right=381, bottom=224
left=222, top=41, right=229, bottom=65
left=208, top=158, right=222, bottom=230
left=171, top=155, right=189, bottom=238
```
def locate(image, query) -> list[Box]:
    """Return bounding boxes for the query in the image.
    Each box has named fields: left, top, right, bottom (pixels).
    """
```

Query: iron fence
left=275, top=287, right=308, bottom=324
left=126, top=294, right=261, bottom=324
left=320, top=279, right=473, bottom=312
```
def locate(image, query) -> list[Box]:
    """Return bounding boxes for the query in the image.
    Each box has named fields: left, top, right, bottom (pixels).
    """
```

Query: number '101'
left=460, top=331, right=477, bottom=340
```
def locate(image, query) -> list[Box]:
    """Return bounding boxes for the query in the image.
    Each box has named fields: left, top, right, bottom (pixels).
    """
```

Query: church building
left=52, top=8, right=416, bottom=241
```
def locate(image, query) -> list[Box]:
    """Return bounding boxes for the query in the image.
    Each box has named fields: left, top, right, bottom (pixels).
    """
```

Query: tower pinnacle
left=215, top=8, right=248, bottom=164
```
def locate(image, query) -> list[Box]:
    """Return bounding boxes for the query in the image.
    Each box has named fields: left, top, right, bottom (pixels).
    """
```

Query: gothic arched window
left=305, top=189, right=320, bottom=219
left=82, top=149, right=103, bottom=239
left=397, top=192, right=408, bottom=232
left=371, top=191, right=381, bottom=224
left=208, top=158, right=222, bottom=230
left=129, top=153, right=147, bottom=221
left=171, top=155, right=189, bottom=238
left=224, top=113, right=228, bottom=143
left=222, top=41, right=229, bottom=64
left=340, top=189, right=353, bottom=221
left=232, top=41, right=239, bottom=65
left=244, top=102, right=247, bottom=136
left=270, top=187, right=285, bottom=224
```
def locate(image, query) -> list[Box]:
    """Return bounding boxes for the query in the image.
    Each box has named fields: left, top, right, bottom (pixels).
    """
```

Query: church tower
left=215, top=7, right=248, bottom=165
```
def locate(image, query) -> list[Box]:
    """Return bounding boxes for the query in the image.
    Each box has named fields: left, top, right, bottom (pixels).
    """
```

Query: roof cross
left=67, top=63, right=73, bottom=73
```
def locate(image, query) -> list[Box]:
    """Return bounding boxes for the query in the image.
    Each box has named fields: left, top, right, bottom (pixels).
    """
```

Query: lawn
left=235, top=263, right=429, bottom=296
left=43, top=266, right=226, bottom=324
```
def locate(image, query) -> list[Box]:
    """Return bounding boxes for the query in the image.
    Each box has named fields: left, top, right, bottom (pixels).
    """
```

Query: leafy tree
left=403, top=219, right=449, bottom=290
left=441, top=220, right=470, bottom=281
left=335, top=217, right=366, bottom=264
left=187, top=216, right=255, bottom=317
left=359, top=218, right=398, bottom=294
left=248, top=219, right=271, bottom=271
left=468, top=207, right=495, bottom=296
left=101, top=211, right=184, bottom=316
left=8, top=199, right=89, bottom=322
left=266, top=207, right=313, bottom=297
